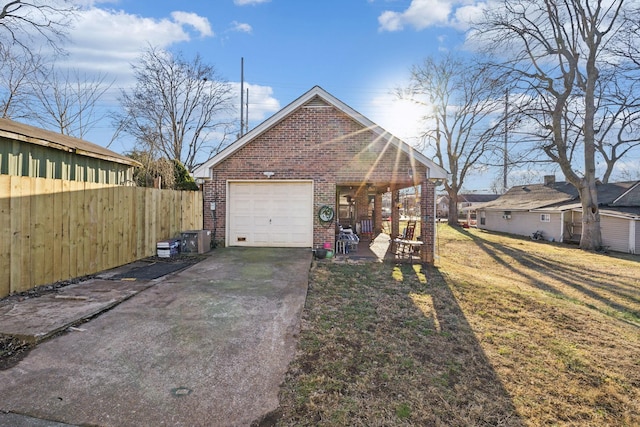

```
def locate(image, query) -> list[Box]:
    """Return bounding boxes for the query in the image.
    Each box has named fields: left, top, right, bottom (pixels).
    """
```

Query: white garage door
left=228, top=181, right=313, bottom=247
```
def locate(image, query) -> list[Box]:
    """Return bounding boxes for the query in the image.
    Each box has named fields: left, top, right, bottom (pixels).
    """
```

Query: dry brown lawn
left=264, top=225, right=640, bottom=426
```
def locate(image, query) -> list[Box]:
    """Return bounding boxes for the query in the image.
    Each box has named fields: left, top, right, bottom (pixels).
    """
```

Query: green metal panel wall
left=0, top=139, right=134, bottom=184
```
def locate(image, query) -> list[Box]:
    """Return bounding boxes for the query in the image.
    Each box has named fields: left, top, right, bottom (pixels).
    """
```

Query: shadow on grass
left=399, top=262, right=524, bottom=426
left=451, top=227, right=640, bottom=325
left=272, top=261, right=524, bottom=426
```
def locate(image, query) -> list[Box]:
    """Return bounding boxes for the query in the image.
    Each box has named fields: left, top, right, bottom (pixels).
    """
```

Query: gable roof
left=192, top=85, right=448, bottom=180
left=477, top=180, right=640, bottom=212
left=612, top=181, right=640, bottom=206
left=437, top=193, right=500, bottom=205
left=477, top=181, right=578, bottom=211
left=459, top=194, right=500, bottom=203
left=0, top=118, right=140, bottom=167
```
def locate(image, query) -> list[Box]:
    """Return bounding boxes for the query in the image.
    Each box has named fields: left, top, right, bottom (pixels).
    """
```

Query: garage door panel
left=228, top=181, right=313, bottom=247
left=253, top=233, right=270, bottom=245
left=289, top=233, right=309, bottom=244
left=271, top=217, right=291, bottom=231
left=253, top=216, right=270, bottom=227
left=234, top=200, right=254, bottom=211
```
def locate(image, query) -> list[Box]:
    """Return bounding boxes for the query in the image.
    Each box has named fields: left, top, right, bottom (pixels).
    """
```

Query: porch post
left=374, top=193, right=383, bottom=234
left=420, top=180, right=436, bottom=263
left=355, top=190, right=369, bottom=233
left=392, top=189, right=400, bottom=239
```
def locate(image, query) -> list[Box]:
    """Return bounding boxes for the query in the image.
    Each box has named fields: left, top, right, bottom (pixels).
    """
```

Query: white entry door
left=228, top=181, right=313, bottom=247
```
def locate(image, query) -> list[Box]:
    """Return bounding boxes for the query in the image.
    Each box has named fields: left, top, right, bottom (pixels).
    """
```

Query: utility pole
left=245, top=87, right=249, bottom=135
left=503, top=90, right=508, bottom=193
left=240, top=57, right=244, bottom=137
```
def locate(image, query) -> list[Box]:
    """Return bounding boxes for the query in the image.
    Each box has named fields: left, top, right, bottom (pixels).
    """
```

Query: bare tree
left=404, top=55, right=502, bottom=225
left=616, top=4, right=640, bottom=68
left=0, top=0, right=76, bottom=54
left=476, top=0, right=635, bottom=251
left=31, top=67, right=113, bottom=138
left=126, top=149, right=176, bottom=188
left=0, top=44, right=43, bottom=119
left=116, top=46, right=235, bottom=171
left=593, top=71, right=640, bottom=183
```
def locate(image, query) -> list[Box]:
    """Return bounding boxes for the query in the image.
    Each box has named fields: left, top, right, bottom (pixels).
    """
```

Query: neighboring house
left=436, top=194, right=448, bottom=218
left=437, top=193, right=500, bottom=222
left=0, top=118, right=139, bottom=184
left=475, top=175, right=640, bottom=254
left=192, top=86, right=448, bottom=262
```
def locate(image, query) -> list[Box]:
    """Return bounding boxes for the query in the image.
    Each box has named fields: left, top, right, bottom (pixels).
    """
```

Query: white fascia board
left=319, top=88, right=449, bottom=180
left=192, top=87, right=326, bottom=178
left=192, top=85, right=449, bottom=179
left=612, top=180, right=640, bottom=204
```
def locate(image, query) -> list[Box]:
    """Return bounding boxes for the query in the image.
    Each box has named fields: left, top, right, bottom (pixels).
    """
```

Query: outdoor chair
left=337, top=226, right=359, bottom=254
left=398, top=220, right=416, bottom=240
left=360, top=218, right=373, bottom=240
left=391, top=220, right=422, bottom=260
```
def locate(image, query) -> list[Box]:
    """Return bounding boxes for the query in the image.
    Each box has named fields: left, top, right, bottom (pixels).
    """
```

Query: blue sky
left=19, top=1, right=538, bottom=190
left=15, top=1, right=640, bottom=190
left=59, top=1, right=475, bottom=146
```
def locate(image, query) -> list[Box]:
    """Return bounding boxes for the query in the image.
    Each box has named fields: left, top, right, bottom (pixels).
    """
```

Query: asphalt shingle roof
left=477, top=180, right=640, bottom=214
left=477, top=182, right=578, bottom=211
left=459, top=194, right=500, bottom=203
left=612, top=182, right=640, bottom=207
left=0, top=118, right=140, bottom=167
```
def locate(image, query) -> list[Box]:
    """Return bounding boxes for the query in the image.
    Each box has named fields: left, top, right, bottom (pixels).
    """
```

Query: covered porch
left=333, top=174, right=442, bottom=263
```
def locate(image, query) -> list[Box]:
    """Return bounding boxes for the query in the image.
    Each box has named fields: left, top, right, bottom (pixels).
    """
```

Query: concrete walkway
left=0, top=248, right=311, bottom=427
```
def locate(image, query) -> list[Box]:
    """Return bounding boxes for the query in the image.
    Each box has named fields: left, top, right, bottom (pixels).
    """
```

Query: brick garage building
left=192, top=86, right=448, bottom=262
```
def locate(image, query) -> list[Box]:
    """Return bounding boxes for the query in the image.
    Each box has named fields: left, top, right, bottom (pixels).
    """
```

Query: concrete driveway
left=0, top=247, right=312, bottom=427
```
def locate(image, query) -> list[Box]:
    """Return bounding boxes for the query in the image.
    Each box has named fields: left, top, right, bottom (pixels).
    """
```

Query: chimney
left=544, top=175, right=555, bottom=186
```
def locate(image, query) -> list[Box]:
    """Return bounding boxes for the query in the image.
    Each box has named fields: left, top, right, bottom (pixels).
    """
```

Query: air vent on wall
left=304, top=96, right=330, bottom=108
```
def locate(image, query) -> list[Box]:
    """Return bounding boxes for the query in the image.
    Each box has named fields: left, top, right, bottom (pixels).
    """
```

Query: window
left=540, top=214, right=550, bottom=222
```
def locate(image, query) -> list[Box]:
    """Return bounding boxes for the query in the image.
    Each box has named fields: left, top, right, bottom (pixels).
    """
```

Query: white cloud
left=230, top=21, right=253, bottom=34
left=378, top=0, right=453, bottom=32
left=57, top=7, right=215, bottom=83
left=233, top=0, right=270, bottom=5
left=378, top=0, right=484, bottom=32
left=451, top=3, right=486, bottom=30
left=170, top=11, right=214, bottom=37
left=234, top=83, right=280, bottom=124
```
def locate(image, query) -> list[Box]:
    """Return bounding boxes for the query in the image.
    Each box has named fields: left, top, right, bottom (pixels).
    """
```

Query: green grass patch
left=270, top=225, right=640, bottom=427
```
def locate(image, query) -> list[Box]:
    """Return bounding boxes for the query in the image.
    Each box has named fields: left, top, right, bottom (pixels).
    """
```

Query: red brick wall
left=420, top=180, right=436, bottom=263
left=202, top=102, right=429, bottom=252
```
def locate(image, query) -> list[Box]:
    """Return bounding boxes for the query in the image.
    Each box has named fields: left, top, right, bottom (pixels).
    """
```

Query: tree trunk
left=580, top=24, right=603, bottom=251
left=578, top=180, right=602, bottom=250
left=447, top=191, right=459, bottom=225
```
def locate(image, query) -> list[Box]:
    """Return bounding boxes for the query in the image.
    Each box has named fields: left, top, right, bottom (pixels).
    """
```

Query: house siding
left=0, top=139, right=134, bottom=184
left=601, top=215, right=632, bottom=253
left=202, top=103, right=432, bottom=249
left=479, top=210, right=563, bottom=241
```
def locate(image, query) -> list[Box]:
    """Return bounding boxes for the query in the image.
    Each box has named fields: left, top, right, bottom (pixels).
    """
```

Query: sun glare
left=369, top=96, right=428, bottom=144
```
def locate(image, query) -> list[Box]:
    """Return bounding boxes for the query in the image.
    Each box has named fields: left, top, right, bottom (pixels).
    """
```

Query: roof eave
left=192, top=86, right=449, bottom=180
left=0, top=125, right=141, bottom=168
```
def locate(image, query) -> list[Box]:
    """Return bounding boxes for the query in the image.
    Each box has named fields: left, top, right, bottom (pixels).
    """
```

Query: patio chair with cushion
left=336, top=226, right=359, bottom=254
left=360, top=218, right=373, bottom=240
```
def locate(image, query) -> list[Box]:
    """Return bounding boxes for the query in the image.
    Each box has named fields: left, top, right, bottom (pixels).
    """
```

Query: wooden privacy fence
left=0, top=175, right=203, bottom=298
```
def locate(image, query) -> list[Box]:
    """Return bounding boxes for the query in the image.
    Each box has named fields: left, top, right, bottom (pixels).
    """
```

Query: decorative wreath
left=318, top=205, right=335, bottom=223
